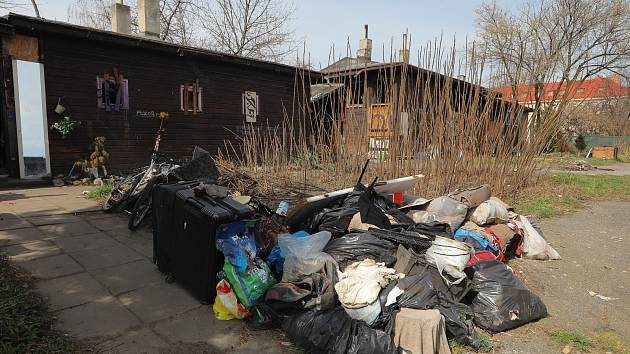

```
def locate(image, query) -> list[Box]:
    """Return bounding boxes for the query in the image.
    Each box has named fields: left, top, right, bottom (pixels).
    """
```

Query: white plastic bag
left=425, top=236, right=474, bottom=286
left=408, top=196, right=468, bottom=231
left=343, top=299, right=381, bottom=325
left=279, top=231, right=333, bottom=281
left=469, top=199, right=509, bottom=225
left=517, top=215, right=561, bottom=260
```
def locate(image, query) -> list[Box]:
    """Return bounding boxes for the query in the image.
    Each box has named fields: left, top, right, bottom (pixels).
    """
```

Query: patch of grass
left=0, top=253, right=78, bottom=353
left=510, top=174, right=630, bottom=219
left=448, top=331, right=493, bottom=353
left=87, top=183, right=112, bottom=200
left=593, top=332, right=629, bottom=353
left=547, top=329, right=592, bottom=352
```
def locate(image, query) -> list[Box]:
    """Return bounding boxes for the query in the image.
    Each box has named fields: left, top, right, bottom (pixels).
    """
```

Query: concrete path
left=0, top=186, right=282, bottom=353
left=542, top=162, right=630, bottom=176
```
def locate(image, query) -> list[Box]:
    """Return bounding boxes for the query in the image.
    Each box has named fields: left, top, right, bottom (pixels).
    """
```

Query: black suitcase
left=152, top=181, right=203, bottom=273
left=169, top=187, right=253, bottom=303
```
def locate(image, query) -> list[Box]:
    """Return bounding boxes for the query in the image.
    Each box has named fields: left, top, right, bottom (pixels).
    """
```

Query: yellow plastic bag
left=213, top=298, right=235, bottom=320
left=213, top=279, right=250, bottom=320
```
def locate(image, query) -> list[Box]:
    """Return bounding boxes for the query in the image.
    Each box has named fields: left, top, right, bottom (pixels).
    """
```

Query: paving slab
left=0, top=227, right=48, bottom=247
left=88, top=216, right=131, bottom=231
left=26, top=214, right=83, bottom=226
left=52, top=232, right=120, bottom=253
left=38, top=221, right=100, bottom=237
left=107, top=227, right=153, bottom=243
left=90, top=259, right=164, bottom=296
left=153, top=306, right=244, bottom=350
left=95, top=327, right=169, bottom=354
left=3, top=239, right=61, bottom=262
left=56, top=297, right=140, bottom=339
left=36, top=272, right=111, bottom=311
left=118, top=282, right=201, bottom=323
left=0, top=216, right=32, bottom=230
left=71, top=244, right=144, bottom=270
left=19, top=254, right=84, bottom=279
left=126, top=239, right=153, bottom=259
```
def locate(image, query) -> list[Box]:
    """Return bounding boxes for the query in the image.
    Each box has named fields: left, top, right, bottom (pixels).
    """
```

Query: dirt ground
left=490, top=200, right=630, bottom=353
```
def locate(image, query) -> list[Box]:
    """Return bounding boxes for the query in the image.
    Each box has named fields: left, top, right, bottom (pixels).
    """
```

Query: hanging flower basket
left=51, top=116, right=81, bottom=139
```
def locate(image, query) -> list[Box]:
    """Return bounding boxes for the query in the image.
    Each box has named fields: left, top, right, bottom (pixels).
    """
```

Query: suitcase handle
left=185, top=195, right=242, bottom=221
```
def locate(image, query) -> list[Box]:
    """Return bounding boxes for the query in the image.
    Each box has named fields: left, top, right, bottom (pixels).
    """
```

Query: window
left=597, top=87, right=607, bottom=94
left=575, top=88, right=584, bottom=94
left=180, top=82, right=203, bottom=113
left=519, top=93, right=529, bottom=100
left=546, top=91, right=554, bottom=97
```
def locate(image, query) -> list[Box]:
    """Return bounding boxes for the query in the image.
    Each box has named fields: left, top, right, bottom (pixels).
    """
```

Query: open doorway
left=12, top=60, right=50, bottom=178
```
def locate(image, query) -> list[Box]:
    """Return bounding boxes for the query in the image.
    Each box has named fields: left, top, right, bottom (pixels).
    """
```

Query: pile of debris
left=154, top=161, right=559, bottom=353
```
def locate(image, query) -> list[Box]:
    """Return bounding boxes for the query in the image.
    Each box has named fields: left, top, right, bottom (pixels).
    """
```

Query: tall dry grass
left=217, top=39, right=566, bottom=203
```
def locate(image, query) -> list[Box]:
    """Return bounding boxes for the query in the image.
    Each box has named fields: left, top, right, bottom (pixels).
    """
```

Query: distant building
left=311, top=26, right=531, bottom=157
left=494, top=75, right=630, bottom=136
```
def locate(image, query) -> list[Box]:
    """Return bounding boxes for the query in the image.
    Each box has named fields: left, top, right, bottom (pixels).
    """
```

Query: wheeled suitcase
left=169, top=187, right=253, bottom=303
left=152, top=181, right=203, bottom=273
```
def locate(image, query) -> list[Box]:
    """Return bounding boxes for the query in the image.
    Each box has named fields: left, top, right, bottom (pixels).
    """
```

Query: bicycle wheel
left=103, top=172, right=144, bottom=213
left=128, top=176, right=160, bottom=230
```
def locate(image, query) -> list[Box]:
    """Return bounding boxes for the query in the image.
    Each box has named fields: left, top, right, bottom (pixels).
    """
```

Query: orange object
left=591, top=146, right=617, bottom=160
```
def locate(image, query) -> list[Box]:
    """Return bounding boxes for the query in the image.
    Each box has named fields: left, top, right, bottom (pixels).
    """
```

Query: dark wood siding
left=39, top=33, right=303, bottom=175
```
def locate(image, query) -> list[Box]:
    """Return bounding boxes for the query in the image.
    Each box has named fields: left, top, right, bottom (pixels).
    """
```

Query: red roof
left=494, top=75, right=630, bottom=103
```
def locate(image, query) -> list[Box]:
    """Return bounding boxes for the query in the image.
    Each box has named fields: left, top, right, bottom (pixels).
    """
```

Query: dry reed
left=216, top=39, right=566, bottom=203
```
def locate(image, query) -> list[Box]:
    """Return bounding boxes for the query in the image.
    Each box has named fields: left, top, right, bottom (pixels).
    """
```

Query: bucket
left=54, top=98, right=65, bottom=115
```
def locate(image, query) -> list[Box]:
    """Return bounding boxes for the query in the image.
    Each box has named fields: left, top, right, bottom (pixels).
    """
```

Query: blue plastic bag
left=216, top=220, right=258, bottom=273
left=454, top=228, right=499, bottom=253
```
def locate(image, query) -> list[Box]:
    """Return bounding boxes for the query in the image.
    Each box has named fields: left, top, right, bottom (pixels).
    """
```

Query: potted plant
left=50, top=116, right=81, bottom=139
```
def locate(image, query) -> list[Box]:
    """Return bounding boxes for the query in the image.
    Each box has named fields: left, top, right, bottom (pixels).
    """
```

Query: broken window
left=180, top=82, right=203, bottom=113
left=97, top=69, right=129, bottom=111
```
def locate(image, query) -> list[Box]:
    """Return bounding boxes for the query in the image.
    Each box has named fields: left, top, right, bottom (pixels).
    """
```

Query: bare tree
left=67, top=0, right=201, bottom=45
left=476, top=0, right=630, bottom=132
left=199, top=0, right=295, bottom=61
left=0, top=0, right=27, bottom=11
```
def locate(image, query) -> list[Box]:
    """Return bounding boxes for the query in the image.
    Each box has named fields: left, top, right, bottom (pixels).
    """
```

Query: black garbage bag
left=401, top=221, right=453, bottom=239
left=437, top=300, right=481, bottom=349
left=469, top=260, right=548, bottom=333
left=323, top=232, right=397, bottom=270
left=376, top=268, right=480, bottom=349
left=282, top=307, right=397, bottom=354
left=172, top=146, right=220, bottom=182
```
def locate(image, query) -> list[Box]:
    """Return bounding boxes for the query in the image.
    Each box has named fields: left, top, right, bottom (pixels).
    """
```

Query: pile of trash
left=175, top=162, right=559, bottom=353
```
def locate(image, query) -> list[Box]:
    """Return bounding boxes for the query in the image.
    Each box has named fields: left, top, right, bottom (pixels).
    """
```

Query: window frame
left=180, top=83, right=203, bottom=113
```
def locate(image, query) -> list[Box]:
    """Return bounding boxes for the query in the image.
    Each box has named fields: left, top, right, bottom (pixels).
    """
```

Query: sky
left=2, top=0, right=520, bottom=69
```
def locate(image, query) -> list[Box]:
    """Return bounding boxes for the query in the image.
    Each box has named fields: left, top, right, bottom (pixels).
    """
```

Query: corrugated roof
left=310, top=83, right=344, bottom=101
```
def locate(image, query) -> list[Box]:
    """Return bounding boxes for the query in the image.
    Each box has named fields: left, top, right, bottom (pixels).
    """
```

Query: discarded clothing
left=335, top=259, right=401, bottom=309
left=393, top=308, right=452, bottom=354
left=487, top=221, right=523, bottom=257
left=469, top=260, right=548, bottom=333
left=324, top=232, right=397, bottom=271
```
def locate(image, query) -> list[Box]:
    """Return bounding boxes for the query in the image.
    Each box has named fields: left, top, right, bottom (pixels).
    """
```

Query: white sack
left=517, top=215, right=561, bottom=260
left=425, top=236, right=474, bottom=286
left=469, top=199, right=509, bottom=225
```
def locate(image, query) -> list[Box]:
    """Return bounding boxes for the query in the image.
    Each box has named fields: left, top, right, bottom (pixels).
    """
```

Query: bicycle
left=102, top=118, right=180, bottom=218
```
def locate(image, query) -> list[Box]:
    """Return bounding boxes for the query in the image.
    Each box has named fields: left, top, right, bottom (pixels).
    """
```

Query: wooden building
left=0, top=13, right=309, bottom=179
